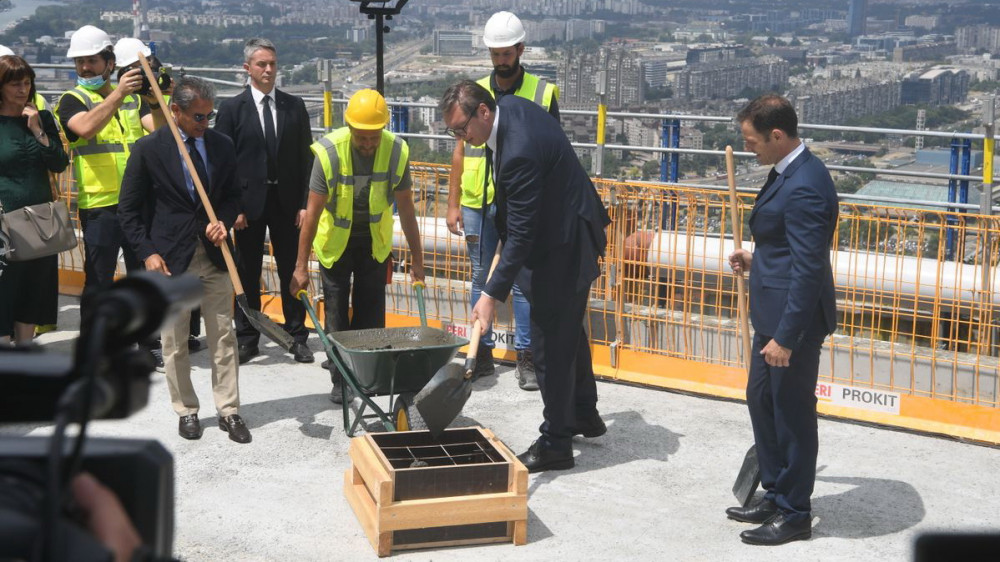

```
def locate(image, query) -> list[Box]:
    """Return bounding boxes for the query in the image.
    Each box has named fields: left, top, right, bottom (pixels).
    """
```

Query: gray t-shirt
left=309, top=146, right=412, bottom=238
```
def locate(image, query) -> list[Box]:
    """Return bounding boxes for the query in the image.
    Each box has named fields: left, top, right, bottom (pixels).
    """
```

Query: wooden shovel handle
left=725, top=146, right=752, bottom=366
left=137, top=53, right=246, bottom=297
left=465, top=243, right=503, bottom=375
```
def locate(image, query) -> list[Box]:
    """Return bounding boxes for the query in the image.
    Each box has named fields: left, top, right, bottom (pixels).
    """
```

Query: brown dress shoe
left=179, top=414, right=202, bottom=440
left=219, top=414, right=252, bottom=443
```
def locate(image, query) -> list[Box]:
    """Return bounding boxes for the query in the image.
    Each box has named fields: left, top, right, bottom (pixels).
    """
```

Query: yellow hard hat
left=345, top=89, right=389, bottom=130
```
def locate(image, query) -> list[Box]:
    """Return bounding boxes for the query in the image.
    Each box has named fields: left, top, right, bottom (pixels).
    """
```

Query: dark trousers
left=747, top=328, right=825, bottom=523
left=80, top=205, right=141, bottom=318
left=521, top=239, right=599, bottom=453
left=234, top=186, right=307, bottom=347
left=319, top=235, right=388, bottom=333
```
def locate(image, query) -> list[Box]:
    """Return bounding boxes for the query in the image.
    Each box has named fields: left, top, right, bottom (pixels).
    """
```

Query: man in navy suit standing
left=726, top=94, right=838, bottom=545
left=119, top=76, right=251, bottom=444
left=439, top=80, right=611, bottom=473
left=215, top=38, right=315, bottom=365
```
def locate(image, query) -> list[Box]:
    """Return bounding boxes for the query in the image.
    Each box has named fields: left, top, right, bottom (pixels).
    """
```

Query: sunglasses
left=445, top=111, right=475, bottom=138
left=191, top=110, right=216, bottom=123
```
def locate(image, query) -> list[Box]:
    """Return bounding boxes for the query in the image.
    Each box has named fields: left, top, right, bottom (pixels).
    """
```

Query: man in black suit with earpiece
left=215, top=37, right=315, bottom=365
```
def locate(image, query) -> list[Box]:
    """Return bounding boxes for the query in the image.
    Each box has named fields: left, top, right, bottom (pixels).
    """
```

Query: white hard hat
left=114, top=37, right=151, bottom=67
left=483, top=11, right=525, bottom=48
left=0, top=45, right=14, bottom=57
left=66, top=25, right=113, bottom=59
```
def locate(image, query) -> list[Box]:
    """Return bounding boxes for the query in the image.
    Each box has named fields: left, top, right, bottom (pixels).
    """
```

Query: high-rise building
left=848, top=0, right=867, bottom=38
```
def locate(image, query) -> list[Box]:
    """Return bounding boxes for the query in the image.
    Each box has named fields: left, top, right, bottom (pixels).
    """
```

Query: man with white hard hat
left=446, top=10, right=560, bottom=390
left=56, top=26, right=165, bottom=324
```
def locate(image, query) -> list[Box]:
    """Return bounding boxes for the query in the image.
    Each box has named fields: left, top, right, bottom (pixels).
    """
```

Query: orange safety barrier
left=53, top=160, right=1000, bottom=444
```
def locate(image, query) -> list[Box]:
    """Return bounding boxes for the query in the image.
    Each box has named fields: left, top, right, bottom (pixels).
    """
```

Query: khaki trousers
left=163, top=243, right=240, bottom=417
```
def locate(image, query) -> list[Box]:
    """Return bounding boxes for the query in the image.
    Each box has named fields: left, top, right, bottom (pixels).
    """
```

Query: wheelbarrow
left=297, top=288, right=469, bottom=437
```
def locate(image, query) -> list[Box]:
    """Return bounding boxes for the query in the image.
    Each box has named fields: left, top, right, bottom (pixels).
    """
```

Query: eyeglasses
left=445, top=111, right=475, bottom=138
left=191, top=111, right=216, bottom=123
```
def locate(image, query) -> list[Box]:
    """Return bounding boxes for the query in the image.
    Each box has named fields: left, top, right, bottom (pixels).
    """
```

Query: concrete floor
left=5, top=296, right=1000, bottom=561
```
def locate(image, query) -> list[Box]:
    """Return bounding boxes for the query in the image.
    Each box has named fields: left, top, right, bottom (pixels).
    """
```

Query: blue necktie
left=186, top=136, right=209, bottom=201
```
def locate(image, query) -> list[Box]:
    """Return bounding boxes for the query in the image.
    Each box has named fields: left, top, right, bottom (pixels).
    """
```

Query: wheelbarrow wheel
left=393, top=393, right=427, bottom=432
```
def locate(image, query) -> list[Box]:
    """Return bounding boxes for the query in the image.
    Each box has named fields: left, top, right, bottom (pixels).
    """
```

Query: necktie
left=262, top=94, right=277, bottom=182
left=186, top=136, right=209, bottom=201
left=757, top=167, right=779, bottom=201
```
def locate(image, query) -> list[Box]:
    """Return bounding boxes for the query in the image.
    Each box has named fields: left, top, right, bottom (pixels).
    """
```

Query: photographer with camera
left=55, top=26, right=166, bottom=325
left=1, top=272, right=200, bottom=561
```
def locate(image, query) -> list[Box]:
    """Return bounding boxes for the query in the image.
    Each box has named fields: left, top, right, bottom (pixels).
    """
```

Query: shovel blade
left=414, top=364, right=472, bottom=438
left=236, top=293, right=295, bottom=351
left=732, top=444, right=761, bottom=507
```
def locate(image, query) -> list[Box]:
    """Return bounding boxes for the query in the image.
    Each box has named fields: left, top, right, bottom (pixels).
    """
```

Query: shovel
left=414, top=246, right=501, bottom=437
left=137, top=53, right=294, bottom=352
left=726, top=145, right=761, bottom=506
left=413, top=281, right=428, bottom=327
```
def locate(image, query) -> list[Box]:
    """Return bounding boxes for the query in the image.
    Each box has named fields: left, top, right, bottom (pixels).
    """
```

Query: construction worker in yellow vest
left=445, top=11, right=559, bottom=391
left=0, top=45, right=49, bottom=112
left=291, top=89, right=424, bottom=403
left=55, top=25, right=165, bottom=318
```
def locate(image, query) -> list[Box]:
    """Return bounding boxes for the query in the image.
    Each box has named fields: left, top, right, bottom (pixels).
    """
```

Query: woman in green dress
left=0, top=55, right=69, bottom=345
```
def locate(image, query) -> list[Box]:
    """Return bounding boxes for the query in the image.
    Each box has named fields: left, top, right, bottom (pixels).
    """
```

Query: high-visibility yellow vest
left=33, top=93, right=48, bottom=112
left=310, top=127, right=409, bottom=267
left=57, top=87, right=145, bottom=209
left=460, top=73, right=558, bottom=208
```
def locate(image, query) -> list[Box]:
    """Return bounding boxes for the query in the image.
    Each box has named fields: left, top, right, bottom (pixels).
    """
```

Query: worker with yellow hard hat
left=291, top=88, right=424, bottom=403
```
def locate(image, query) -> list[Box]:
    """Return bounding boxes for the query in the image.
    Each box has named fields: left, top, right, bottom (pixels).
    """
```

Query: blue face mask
left=77, top=75, right=107, bottom=91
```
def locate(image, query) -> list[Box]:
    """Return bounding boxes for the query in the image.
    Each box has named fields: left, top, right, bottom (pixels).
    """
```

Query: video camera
left=118, top=55, right=172, bottom=98
left=0, top=272, right=202, bottom=561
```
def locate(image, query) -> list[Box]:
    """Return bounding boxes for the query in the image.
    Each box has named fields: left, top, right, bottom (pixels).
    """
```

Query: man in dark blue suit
left=439, top=80, right=611, bottom=473
left=726, top=94, right=838, bottom=545
left=119, top=76, right=251, bottom=444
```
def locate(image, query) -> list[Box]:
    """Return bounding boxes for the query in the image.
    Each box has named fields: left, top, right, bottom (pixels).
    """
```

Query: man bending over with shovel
left=291, top=89, right=424, bottom=403
left=439, top=80, right=610, bottom=473
left=119, top=76, right=251, bottom=444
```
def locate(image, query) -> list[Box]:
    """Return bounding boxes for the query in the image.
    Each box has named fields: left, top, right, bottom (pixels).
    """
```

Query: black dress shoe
left=238, top=345, right=259, bottom=365
left=740, top=513, right=811, bottom=546
left=178, top=414, right=202, bottom=440
left=188, top=335, right=204, bottom=353
left=290, top=342, right=314, bottom=363
left=727, top=499, right=778, bottom=523
left=516, top=439, right=574, bottom=473
left=573, top=411, right=607, bottom=438
left=219, top=414, right=252, bottom=443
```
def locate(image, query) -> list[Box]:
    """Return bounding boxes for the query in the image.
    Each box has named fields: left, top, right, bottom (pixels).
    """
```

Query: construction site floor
left=5, top=296, right=1000, bottom=561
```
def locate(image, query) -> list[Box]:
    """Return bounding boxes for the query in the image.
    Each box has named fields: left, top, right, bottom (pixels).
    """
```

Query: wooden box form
left=344, top=427, right=528, bottom=556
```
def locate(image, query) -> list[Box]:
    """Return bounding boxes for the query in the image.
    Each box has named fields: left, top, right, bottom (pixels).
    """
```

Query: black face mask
left=494, top=56, right=520, bottom=80
left=117, top=55, right=172, bottom=97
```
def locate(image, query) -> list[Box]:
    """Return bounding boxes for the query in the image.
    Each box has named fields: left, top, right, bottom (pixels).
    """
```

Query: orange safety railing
left=52, top=160, right=1000, bottom=443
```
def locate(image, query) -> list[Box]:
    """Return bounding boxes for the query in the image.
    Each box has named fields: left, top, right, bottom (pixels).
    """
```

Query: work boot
left=472, top=345, right=495, bottom=380
left=516, top=350, right=538, bottom=391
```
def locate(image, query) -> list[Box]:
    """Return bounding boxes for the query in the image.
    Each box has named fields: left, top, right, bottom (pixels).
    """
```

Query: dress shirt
left=250, top=85, right=278, bottom=141
left=179, top=129, right=211, bottom=200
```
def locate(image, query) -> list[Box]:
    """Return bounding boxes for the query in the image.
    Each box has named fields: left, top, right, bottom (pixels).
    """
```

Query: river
left=0, top=0, right=62, bottom=33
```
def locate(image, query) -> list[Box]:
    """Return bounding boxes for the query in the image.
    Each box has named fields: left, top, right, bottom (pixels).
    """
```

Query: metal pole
left=660, top=118, right=669, bottom=182
left=981, top=96, right=996, bottom=353
left=948, top=137, right=960, bottom=261
left=375, top=13, right=385, bottom=95
left=595, top=70, right=607, bottom=179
